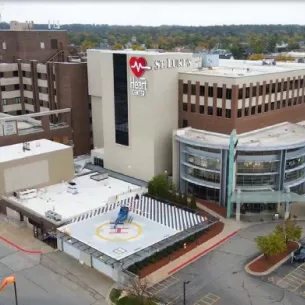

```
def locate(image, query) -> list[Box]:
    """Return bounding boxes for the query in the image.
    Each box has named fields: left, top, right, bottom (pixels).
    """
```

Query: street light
left=183, top=280, right=190, bottom=305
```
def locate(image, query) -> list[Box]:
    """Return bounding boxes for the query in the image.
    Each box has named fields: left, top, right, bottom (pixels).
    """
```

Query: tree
left=189, top=195, right=197, bottom=210
left=230, top=44, right=245, bottom=60
left=248, top=53, right=264, bottom=60
left=123, top=277, right=160, bottom=305
left=256, top=233, right=287, bottom=260
left=274, top=218, right=302, bottom=243
left=147, top=174, right=174, bottom=199
left=178, top=193, right=184, bottom=205
left=80, top=40, right=97, bottom=52
left=112, top=43, right=123, bottom=50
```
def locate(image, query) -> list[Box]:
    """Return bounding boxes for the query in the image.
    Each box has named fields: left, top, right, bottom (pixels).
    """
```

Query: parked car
left=293, top=245, right=305, bottom=262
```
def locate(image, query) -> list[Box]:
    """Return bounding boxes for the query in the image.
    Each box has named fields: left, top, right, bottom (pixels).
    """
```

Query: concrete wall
left=87, top=50, right=199, bottom=181
left=0, top=146, right=74, bottom=194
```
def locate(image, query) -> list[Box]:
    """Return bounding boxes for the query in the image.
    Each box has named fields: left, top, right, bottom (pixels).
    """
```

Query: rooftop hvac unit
left=14, top=189, right=37, bottom=200
left=67, top=181, right=78, bottom=195
left=194, top=52, right=220, bottom=68
left=45, top=210, right=62, bottom=222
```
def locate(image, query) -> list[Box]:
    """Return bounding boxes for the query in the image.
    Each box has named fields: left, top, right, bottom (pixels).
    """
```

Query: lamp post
left=183, top=280, right=190, bottom=305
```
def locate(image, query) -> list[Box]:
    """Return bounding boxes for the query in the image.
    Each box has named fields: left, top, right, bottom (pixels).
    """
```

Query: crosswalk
left=68, top=196, right=208, bottom=231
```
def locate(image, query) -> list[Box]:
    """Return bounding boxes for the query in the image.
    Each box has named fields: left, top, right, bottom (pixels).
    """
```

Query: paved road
left=152, top=222, right=305, bottom=305
left=0, top=241, right=108, bottom=305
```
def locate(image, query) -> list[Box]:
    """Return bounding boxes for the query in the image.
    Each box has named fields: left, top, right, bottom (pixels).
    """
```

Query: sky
left=1, top=2, right=305, bottom=26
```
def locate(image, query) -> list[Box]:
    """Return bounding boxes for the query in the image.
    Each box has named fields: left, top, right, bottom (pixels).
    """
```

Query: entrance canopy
left=231, top=190, right=305, bottom=204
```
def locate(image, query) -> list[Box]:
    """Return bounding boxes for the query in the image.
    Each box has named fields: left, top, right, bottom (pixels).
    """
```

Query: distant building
left=0, top=27, right=69, bottom=63
left=0, top=61, right=91, bottom=156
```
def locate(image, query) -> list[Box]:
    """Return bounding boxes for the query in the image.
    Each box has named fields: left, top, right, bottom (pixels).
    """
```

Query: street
left=151, top=222, right=305, bottom=305
left=0, top=241, right=109, bottom=305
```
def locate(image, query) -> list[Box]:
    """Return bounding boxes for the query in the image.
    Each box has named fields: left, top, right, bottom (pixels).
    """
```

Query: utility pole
left=183, top=280, right=190, bottom=305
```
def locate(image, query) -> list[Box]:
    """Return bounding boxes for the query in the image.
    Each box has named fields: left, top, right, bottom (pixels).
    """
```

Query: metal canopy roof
left=231, top=190, right=305, bottom=203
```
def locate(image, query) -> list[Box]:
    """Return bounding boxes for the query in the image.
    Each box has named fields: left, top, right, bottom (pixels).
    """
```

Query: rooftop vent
left=45, top=210, right=62, bottom=222
left=67, top=181, right=78, bottom=195
left=22, top=142, right=31, bottom=151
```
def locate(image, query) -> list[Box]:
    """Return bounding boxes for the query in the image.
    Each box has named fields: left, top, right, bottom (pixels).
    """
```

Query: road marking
left=268, top=277, right=275, bottom=283
left=277, top=262, right=305, bottom=292
left=149, top=276, right=179, bottom=296
left=194, top=293, right=221, bottom=305
left=166, top=286, right=194, bottom=305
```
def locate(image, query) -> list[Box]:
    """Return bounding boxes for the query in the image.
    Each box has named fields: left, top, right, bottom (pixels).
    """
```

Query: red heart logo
left=129, top=57, right=148, bottom=78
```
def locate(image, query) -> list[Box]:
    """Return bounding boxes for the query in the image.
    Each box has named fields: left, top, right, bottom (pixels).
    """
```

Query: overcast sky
left=1, top=2, right=305, bottom=26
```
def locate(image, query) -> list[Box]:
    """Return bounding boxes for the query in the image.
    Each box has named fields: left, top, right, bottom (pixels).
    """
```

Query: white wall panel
left=4, top=160, right=49, bottom=193
left=63, top=242, right=80, bottom=260
left=92, top=257, right=115, bottom=280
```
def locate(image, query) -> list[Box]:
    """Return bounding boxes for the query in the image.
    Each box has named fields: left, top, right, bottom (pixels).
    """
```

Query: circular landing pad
left=95, top=222, right=143, bottom=242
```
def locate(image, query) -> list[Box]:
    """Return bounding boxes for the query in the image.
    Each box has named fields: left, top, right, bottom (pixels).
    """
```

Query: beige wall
left=0, top=147, right=74, bottom=194
left=87, top=50, right=198, bottom=181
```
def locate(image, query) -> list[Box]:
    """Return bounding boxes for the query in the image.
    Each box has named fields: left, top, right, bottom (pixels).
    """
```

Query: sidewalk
left=145, top=217, right=244, bottom=285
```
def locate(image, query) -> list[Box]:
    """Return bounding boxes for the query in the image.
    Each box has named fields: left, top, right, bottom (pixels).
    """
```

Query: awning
left=231, top=190, right=305, bottom=203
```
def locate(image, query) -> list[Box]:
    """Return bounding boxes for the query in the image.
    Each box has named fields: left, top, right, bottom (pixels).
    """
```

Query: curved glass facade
left=176, top=136, right=305, bottom=208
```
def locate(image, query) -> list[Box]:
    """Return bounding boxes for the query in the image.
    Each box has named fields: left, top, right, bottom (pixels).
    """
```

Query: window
left=22, top=71, right=26, bottom=77
left=199, top=105, right=204, bottom=114
left=183, top=103, right=188, bottom=111
left=200, top=86, right=205, bottom=96
left=237, top=109, right=242, bottom=118
left=225, top=109, right=231, bottom=118
left=15, top=97, right=20, bottom=103
left=276, top=101, right=281, bottom=109
left=113, top=53, right=129, bottom=146
left=252, top=87, right=257, bottom=97
left=37, top=73, right=41, bottom=79
left=1, top=86, right=5, bottom=91
left=251, top=106, right=256, bottom=115
left=283, top=82, right=287, bottom=91
left=0, top=72, right=3, bottom=78
left=238, top=88, right=243, bottom=99
left=14, top=84, right=19, bottom=90
left=2, top=42, right=6, bottom=50
left=265, top=84, right=270, bottom=95
left=13, top=71, right=18, bottom=77
left=258, top=105, right=262, bottom=113
left=191, top=84, right=196, bottom=95
left=191, top=104, right=196, bottom=112
left=2, top=99, right=7, bottom=105
left=226, top=88, right=232, bottom=99
left=244, top=108, right=249, bottom=116
left=40, top=42, right=45, bottom=49
left=217, top=87, right=222, bottom=99
left=264, top=103, right=269, bottom=112
left=245, top=87, right=250, bottom=99
left=208, top=86, right=213, bottom=97
left=282, top=100, right=286, bottom=107
left=278, top=82, right=282, bottom=92
left=182, top=120, right=188, bottom=127
left=272, top=83, right=276, bottom=93
left=259, top=85, right=263, bottom=96
left=270, top=102, right=275, bottom=110
left=207, top=106, right=213, bottom=115
left=183, top=83, right=188, bottom=94
left=216, top=108, right=222, bottom=117
left=288, top=98, right=292, bottom=107
left=51, top=39, right=58, bottom=49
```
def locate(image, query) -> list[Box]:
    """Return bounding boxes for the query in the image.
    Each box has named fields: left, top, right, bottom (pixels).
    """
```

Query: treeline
left=2, top=22, right=305, bottom=56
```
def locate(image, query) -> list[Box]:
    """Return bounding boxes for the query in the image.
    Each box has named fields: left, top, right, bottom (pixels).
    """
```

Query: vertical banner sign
left=227, top=129, right=238, bottom=219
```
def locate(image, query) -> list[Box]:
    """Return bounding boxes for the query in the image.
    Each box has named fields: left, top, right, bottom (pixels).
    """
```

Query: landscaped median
left=245, top=218, right=302, bottom=276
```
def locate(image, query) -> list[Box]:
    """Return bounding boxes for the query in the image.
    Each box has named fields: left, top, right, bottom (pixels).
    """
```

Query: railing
left=45, top=50, right=65, bottom=64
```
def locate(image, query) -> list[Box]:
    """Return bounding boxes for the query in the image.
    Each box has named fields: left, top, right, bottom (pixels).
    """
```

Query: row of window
left=182, top=78, right=305, bottom=100
left=286, top=157, right=305, bottom=170
left=236, top=174, right=277, bottom=187
left=237, top=161, right=279, bottom=174
left=237, top=97, right=305, bottom=118
left=186, top=145, right=220, bottom=154
left=187, top=168, right=221, bottom=183
left=183, top=103, right=232, bottom=118
left=2, top=98, right=20, bottom=105
left=285, top=169, right=305, bottom=183
left=187, top=154, right=221, bottom=171
left=0, top=84, right=52, bottom=94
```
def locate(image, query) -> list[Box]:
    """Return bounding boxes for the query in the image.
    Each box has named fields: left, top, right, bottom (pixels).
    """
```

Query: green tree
left=80, top=40, right=97, bottom=52
left=274, top=218, right=302, bottom=243
left=230, top=44, right=245, bottom=60
left=147, top=174, right=175, bottom=200
left=256, top=233, right=287, bottom=260
left=189, top=195, right=197, bottom=210
left=178, top=193, right=184, bottom=205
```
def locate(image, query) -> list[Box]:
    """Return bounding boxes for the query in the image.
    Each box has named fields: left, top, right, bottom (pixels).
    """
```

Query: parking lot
left=149, top=223, right=305, bottom=305
left=266, top=260, right=305, bottom=298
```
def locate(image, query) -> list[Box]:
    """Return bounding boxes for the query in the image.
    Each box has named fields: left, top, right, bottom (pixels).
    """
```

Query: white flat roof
left=176, top=122, right=305, bottom=149
left=184, top=59, right=305, bottom=78
left=0, top=139, right=70, bottom=163
left=59, top=209, right=178, bottom=260
left=5, top=173, right=140, bottom=222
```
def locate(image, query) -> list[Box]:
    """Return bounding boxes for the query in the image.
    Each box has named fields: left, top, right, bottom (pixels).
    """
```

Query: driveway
left=151, top=222, right=305, bottom=305
left=0, top=241, right=112, bottom=305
